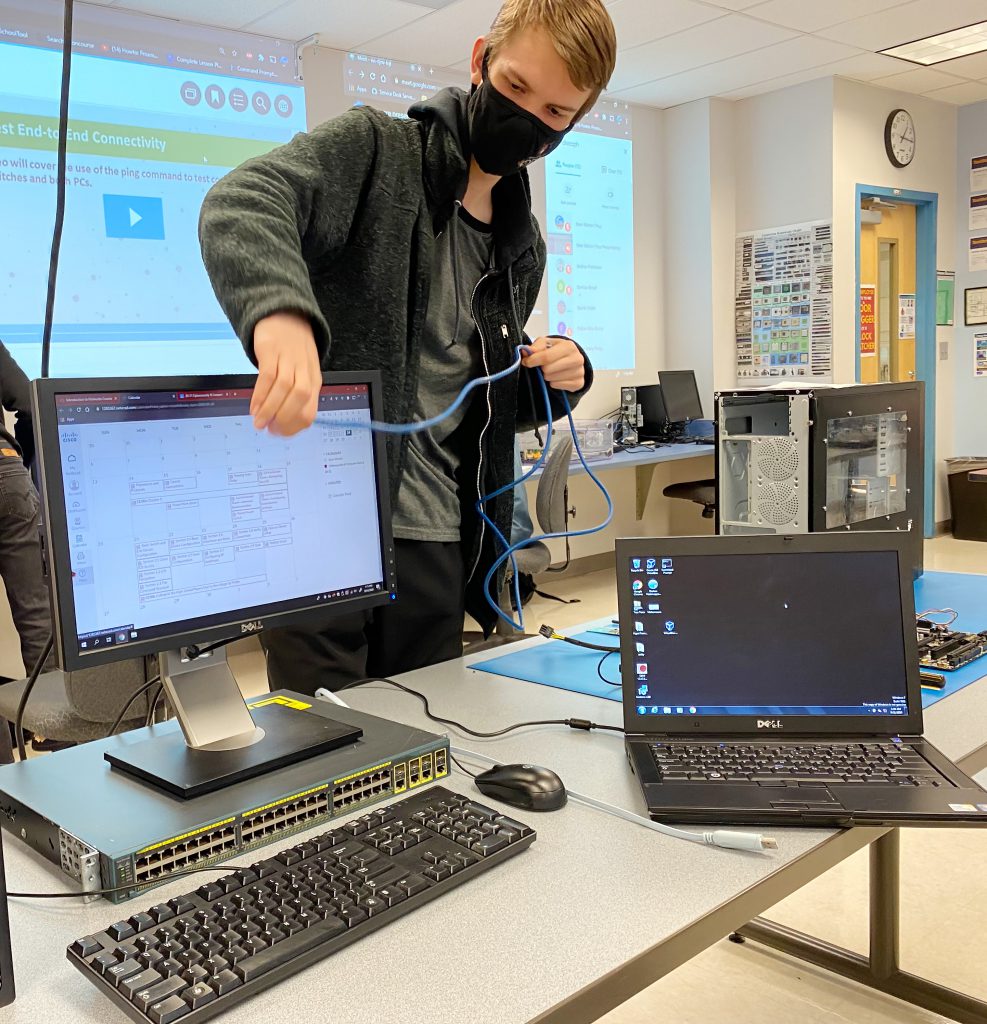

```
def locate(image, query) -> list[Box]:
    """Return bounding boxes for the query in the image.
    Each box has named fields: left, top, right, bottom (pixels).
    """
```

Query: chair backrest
left=535, top=435, right=573, bottom=534
left=63, top=656, right=153, bottom=724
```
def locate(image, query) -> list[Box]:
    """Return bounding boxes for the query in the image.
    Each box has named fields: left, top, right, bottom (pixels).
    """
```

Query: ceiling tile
left=244, top=0, right=435, bottom=45
left=818, top=0, right=987, bottom=52
left=105, top=0, right=263, bottom=29
left=357, top=0, right=504, bottom=67
left=871, top=66, right=969, bottom=92
left=605, top=0, right=722, bottom=47
left=613, top=35, right=855, bottom=106
left=744, top=0, right=908, bottom=34
left=611, top=13, right=795, bottom=91
left=923, top=80, right=987, bottom=103
left=702, top=0, right=764, bottom=9
left=821, top=51, right=916, bottom=81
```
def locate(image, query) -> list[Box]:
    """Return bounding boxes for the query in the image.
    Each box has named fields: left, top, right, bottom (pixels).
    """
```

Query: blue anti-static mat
left=471, top=572, right=987, bottom=709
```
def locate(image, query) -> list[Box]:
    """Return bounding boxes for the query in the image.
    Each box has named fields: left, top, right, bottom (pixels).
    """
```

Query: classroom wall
left=954, top=100, right=987, bottom=456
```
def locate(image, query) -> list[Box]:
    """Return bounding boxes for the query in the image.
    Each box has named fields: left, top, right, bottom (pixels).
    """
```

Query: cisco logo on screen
left=757, top=719, right=784, bottom=729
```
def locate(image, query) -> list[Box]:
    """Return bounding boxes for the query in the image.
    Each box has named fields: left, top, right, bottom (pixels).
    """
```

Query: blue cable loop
left=318, top=342, right=613, bottom=631
left=477, top=381, right=614, bottom=632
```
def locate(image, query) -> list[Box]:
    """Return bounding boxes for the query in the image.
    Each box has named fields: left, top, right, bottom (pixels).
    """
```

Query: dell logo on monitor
left=757, top=719, right=783, bottom=729
left=240, top=620, right=264, bottom=634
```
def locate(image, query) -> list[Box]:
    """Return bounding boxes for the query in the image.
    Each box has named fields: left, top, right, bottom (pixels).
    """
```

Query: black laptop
left=616, top=532, right=987, bottom=827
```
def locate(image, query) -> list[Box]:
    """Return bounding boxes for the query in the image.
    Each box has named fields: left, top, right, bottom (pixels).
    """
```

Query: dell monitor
left=657, top=370, right=704, bottom=425
left=32, top=373, right=397, bottom=797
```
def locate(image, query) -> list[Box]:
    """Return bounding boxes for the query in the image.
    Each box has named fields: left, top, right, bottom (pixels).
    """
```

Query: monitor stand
left=103, top=648, right=362, bottom=800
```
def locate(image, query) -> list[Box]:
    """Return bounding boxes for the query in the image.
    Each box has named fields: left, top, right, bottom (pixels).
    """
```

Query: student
left=199, top=0, right=618, bottom=694
left=0, top=341, right=52, bottom=681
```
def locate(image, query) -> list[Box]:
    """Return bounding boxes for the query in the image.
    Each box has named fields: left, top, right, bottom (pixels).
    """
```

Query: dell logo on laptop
left=240, top=620, right=264, bottom=634
left=757, top=719, right=783, bottom=729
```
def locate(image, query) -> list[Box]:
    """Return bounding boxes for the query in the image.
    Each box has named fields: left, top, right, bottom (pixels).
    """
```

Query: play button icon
left=102, top=194, right=165, bottom=240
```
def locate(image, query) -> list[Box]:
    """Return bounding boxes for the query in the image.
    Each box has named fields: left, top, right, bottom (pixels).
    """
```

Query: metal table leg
left=736, top=829, right=987, bottom=1023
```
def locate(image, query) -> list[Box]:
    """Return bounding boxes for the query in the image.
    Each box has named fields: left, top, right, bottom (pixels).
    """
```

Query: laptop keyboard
left=650, top=741, right=946, bottom=786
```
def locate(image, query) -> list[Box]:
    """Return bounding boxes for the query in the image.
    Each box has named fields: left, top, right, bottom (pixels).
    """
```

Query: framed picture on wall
left=965, top=286, right=987, bottom=326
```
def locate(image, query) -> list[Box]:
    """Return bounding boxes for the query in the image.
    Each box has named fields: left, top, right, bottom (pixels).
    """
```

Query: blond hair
left=486, top=0, right=617, bottom=120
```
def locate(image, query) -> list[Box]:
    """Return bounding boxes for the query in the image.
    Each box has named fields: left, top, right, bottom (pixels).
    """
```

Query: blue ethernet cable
left=317, top=343, right=613, bottom=629
left=477, top=385, right=614, bottom=632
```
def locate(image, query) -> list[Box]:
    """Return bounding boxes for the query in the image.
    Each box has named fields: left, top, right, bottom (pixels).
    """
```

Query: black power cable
left=14, top=1, right=76, bottom=755
left=106, top=675, right=161, bottom=737
left=40, top=0, right=75, bottom=378
left=13, top=636, right=54, bottom=761
left=337, top=676, right=624, bottom=738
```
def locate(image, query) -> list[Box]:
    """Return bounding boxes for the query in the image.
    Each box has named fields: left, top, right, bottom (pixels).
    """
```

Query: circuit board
left=916, top=620, right=987, bottom=671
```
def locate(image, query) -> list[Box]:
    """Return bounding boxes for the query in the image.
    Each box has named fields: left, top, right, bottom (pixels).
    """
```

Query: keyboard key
left=106, top=921, right=136, bottom=942
left=212, top=969, right=242, bottom=996
left=184, top=982, right=218, bottom=1010
left=196, top=883, right=224, bottom=902
left=128, top=912, right=156, bottom=933
left=107, top=959, right=143, bottom=986
left=147, top=993, right=191, bottom=1023
left=119, top=968, right=165, bottom=999
left=235, top=918, right=346, bottom=983
left=70, top=936, right=103, bottom=958
left=132, top=974, right=186, bottom=1011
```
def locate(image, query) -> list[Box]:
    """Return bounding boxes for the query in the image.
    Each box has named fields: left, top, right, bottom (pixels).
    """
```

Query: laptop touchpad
left=770, top=790, right=841, bottom=807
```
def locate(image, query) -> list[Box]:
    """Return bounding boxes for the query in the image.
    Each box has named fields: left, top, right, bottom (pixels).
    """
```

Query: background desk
left=526, top=443, right=714, bottom=520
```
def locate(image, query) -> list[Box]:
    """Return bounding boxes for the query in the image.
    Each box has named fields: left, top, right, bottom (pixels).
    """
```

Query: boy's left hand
left=521, top=337, right=585, bottom=392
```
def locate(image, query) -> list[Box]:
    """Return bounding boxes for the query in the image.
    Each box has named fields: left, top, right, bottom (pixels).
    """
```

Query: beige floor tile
left=598, top=939, right=952, bottom=1023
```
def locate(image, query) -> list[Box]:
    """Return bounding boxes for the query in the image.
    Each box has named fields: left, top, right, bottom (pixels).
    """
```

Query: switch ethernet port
left=420, top=753, right=433, bottom=779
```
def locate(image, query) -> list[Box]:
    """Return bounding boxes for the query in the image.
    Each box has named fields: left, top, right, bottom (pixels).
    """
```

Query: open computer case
left=714, top=382, right=924, bottom=576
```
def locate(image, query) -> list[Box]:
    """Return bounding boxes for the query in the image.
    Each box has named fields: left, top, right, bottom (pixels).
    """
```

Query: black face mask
left=467, top=71, right=571, bottom=177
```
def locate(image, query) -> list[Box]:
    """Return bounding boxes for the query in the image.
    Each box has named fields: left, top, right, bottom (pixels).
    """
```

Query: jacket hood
left=408, top=86, right=540, bottom=269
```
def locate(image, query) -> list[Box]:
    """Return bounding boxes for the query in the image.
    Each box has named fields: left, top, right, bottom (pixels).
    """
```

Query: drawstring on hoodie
left=446, top=201, right=464, bottom=349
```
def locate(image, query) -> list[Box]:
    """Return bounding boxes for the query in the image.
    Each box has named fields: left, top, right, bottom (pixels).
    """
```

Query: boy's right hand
left=251, top=312, right=323, bottom=435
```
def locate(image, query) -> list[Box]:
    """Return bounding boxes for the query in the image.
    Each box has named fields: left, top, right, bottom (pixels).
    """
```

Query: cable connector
left=705, top=830, right=778, bottom=852
left=539, top=624, right=558, bottom=640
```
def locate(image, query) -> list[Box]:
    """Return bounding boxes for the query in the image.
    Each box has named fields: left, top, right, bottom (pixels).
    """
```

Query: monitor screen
left=35, top=375, right=395, bottom=668
left=658, top=371, right=703, bottom=423
left=622, top=548, right=910, bottom=720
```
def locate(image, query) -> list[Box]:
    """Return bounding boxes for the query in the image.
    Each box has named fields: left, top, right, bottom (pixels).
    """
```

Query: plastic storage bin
left=946, top=457, right=987, bottom=541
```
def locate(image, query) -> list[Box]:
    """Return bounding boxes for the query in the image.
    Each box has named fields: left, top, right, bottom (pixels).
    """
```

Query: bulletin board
left=735, top=220, right=833, bottom=384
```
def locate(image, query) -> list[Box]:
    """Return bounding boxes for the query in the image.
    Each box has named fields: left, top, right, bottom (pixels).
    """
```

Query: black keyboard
left=68, top=786, right=534, bottom=1024
left=650, top=741, right=946, bottom=787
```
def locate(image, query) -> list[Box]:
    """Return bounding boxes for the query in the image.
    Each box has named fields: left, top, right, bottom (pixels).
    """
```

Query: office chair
left=0, top=656, right=159, bottom=763
left=466, top=436, right=574, bottom=650
left=663, top=479, right=717, bottom=519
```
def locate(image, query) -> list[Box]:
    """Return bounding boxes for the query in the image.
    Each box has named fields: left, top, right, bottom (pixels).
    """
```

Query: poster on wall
left=937, top=271, right=955, bottom=326
left=971, top=236, right=987, bottom=273
left=898, top=294, right=916, bottom=340
left=975, top=333, right=987, bottom=377
left=972, top=156, right=987, bottom=192
left=970, top=194, right=987, bottom=231
left=860, top=285, right=876, bottom=355
left=735, top=220, right=833, bottom=383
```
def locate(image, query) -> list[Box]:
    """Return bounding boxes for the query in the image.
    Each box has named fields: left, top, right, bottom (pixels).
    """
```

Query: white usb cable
left=313, top=691, right=778, bottom=853
left=449, top=746, right=778, bottom=854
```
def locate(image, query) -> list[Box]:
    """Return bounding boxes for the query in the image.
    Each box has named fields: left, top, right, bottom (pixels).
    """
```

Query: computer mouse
left=473, top=763, right=567, bottom=812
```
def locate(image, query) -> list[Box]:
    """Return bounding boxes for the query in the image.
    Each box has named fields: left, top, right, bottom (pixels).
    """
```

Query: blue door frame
left=855, top=184, right=938, bottom=537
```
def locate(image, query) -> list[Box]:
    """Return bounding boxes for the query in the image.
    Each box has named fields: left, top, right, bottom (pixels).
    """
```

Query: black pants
left=0, top=460, right=52, bottom=675
left=261, top=539, right=465, bottom=695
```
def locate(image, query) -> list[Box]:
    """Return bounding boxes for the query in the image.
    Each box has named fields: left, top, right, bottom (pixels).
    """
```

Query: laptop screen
left=623, top=548, right=911, bottom=722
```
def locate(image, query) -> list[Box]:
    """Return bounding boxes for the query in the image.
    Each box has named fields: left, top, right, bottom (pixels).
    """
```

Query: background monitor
left=658, top=370, right=704, bottom=424
left=32, top=372, right=397, bottom=795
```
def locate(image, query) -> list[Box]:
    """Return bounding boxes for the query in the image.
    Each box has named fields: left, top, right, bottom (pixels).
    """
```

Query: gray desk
left=2, top=638, right=984, bottom=1024
left=526, top=443, right=714, bottom=519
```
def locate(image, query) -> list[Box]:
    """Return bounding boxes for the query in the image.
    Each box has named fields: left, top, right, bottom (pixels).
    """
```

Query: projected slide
left=545, top=113, right=635, bottom=370
left=0, top=1, right=306, bottom=378
left=340, top=50, right=636, bottom=370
